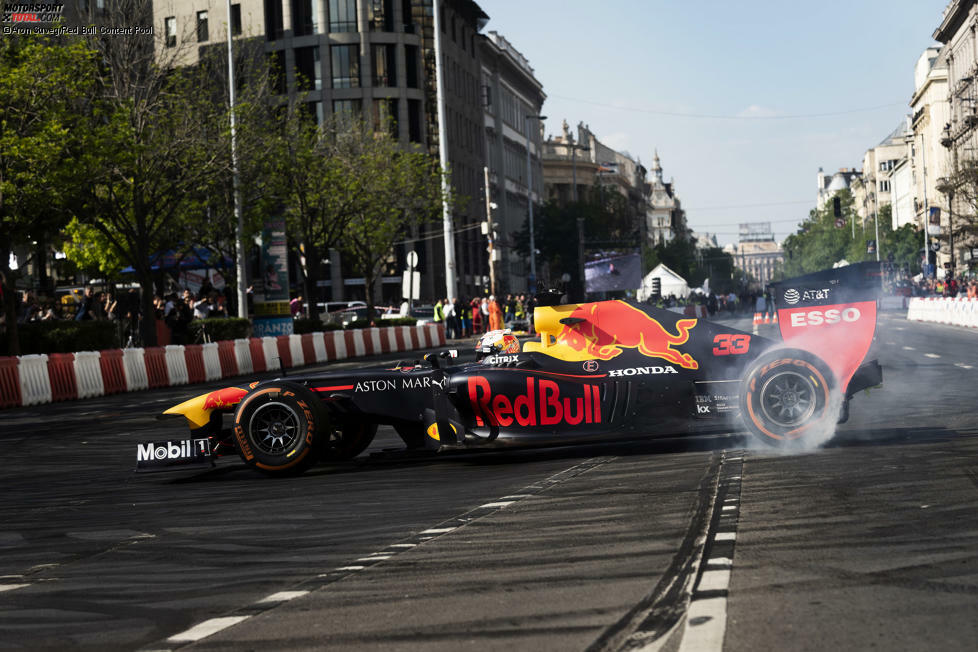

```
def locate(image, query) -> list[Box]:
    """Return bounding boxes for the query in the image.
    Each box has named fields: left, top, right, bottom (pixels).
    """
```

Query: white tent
left=637, top=263, right=690, bottom=301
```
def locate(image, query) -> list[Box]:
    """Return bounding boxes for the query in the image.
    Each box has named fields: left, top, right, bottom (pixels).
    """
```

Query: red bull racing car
left=138, top=263, right=883, bottom=476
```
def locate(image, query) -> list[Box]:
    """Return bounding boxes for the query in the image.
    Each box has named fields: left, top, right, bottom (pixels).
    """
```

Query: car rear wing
left=769, top=262, right=882, bottom=392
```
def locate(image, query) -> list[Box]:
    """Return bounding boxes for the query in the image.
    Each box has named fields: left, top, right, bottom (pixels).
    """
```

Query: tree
left=339, top=130, right=445, bottom=321
left=784, top=192, right=924, bottom=277
left=71, top=0, right=234, bottom=345
left=783, top=190, right=858, bottom=276
left=181, top=42, right=281, bottom=307
left=515, top=185, right=636, bottom=298
left=272, top=112, right=378, bottom=318
left=0, top=38, right=99, bottom=354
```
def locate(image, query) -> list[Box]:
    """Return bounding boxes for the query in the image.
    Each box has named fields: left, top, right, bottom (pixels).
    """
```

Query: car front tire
left=232, top=382, right=325, bottom=476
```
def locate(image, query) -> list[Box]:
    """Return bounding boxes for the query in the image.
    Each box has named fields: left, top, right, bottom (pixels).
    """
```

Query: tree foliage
left=784, top=190, right=923, bottom=277
left=0, top=38, right=99, bottom=353
left=68, top=0, right=240, bottom=345
left=338, top=127, right=445, bottom=320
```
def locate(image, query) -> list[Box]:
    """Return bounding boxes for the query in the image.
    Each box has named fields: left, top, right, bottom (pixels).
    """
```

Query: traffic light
left=832, top=196, right=842, bottom=218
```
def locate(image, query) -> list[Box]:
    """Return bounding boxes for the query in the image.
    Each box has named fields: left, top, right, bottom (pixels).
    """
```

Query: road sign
left=406, top=250, right=418, bottom=268
left=402, top=270, right=420, bottom=300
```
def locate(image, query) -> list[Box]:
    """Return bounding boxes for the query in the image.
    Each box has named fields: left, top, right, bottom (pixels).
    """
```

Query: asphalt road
left=1, top=311, right=977, bottom=651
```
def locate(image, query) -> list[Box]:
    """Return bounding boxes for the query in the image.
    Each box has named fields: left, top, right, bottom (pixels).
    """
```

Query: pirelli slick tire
left=232, top=383, right=326, bottom=476
left=739, top=349, right=836, bottom=447
left=322, top=422, right=378, bottom=461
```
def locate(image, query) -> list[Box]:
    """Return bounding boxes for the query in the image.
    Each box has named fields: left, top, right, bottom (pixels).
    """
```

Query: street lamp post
left=227, top=0, right=247, bottom=318
left=525, top=114, right=546, bottom=294
left=948, top=186, right=955, bottom=277
left=937, top=176, right=956, bottom=279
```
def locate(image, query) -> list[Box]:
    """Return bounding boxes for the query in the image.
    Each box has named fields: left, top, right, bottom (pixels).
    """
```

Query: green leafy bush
left=188, top=318, right=251, bottom=343
left=11, top=320, right=120, bottom=354
left=292, top=318, right=323, bottom=334
left=346, top=317, right=417, bottom=329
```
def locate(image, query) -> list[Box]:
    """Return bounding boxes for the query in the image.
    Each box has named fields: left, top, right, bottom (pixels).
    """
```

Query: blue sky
left=480, top=0, right=945, bottom=245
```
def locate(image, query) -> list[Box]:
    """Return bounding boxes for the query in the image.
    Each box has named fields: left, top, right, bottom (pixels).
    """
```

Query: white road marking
left=955, top=363, right=974, bottom=370
left=721, top=505, right=735, bottom=511
left=389, top=543, right=417, bottom=548
left=258, top=591, right=308, bottom=603
left=420, top=527, right=456, bottom=534
left=902, top=346, right=915, bottom=351
left=501, top=494, right=532, bottom=499
left=0, top=584, right=29, bottom=592
left=356, top=555, right=391, bottom=561
left=924, top=353, right=941, bottom=359
left=714, top=532, right=736, bottom=542
left=334, top=566, right=364, bottom=571
left=697, top=569, right=731, bottom=592
left=479, top=501, right=514, bottom=509
left=678, top=597, right=727, bottom=652
left=167, top=616, right=249, bottom=643
left=706, top=557, right=733, bottom=567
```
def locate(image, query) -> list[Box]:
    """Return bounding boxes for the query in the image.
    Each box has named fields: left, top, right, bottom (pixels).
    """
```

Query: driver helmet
left=475, top=329, right=520, bottom=361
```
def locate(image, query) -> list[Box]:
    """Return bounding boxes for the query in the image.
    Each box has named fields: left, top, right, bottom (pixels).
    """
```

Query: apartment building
left=478, top=30, right=546, bottom=294
left=151, top=0, right=489, bottom=302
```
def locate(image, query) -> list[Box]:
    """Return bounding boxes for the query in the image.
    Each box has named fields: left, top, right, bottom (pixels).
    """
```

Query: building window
left=231, top=4, right=242, bottom=36
left=332, top=99, right=362, bottom=129
left=401, top=0, right=414, bottom=32
left=197, top=10, right=209, bottom=42
left=373, top=98, right=398, bottom=136
left=405, top=45, right=419, bottom=88
left=372, top=44, right=396, bottom=86
left=295, top=46, right=321, bottom=91
left=368, top=0, right=394, bottom=32
left=164, top=16, right=176, bottom=47
left=268, top=50, right=287, bottom=94
left=879, top=179, right=890, bottom=193
left=265, top=0, right=284, bottom=39
left=331, top=44, right=360, bottom=88
left=292, top=0, right=318, bottom=36
left=329, top=0, right=357, bottom=32
left=408, top=99, right=422, bottom=143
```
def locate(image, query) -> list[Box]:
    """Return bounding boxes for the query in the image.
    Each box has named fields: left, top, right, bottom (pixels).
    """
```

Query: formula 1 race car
left=137, top=263, right=883, bottom=476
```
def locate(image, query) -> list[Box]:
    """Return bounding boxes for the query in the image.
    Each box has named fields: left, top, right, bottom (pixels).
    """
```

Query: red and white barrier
left=201, top=342, right=222, bottom=381
left=74, top=351, right=104, bottom=399
left=0, top=323, right=446, bottom=409
left=907, top=296, right=978, bottom=328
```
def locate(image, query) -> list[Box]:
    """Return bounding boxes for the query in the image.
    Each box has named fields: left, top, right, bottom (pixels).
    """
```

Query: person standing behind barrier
left=488, top=295, right=503, bottom=331
left=460, top=299, right=472, bottom=337
left=451, top=298, right=463, bottom=338
left=433, top=299, right=445, bottom=333
left=443, top=298, right=455, bottom=339
left=75, top=286, right=95, bottom=320
left=754, top=292, right=766, bottom=316
left=470, top=298, right=482, bottom=334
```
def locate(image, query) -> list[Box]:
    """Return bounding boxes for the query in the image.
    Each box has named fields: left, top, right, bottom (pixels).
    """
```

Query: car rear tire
left=322, top=422, right=377, bottom=461
left=739, top=349, right=836, bottom=447
left=232, top=382, right=325, bottom=476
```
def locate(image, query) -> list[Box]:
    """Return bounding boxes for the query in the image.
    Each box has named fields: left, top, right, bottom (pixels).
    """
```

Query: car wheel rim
left=759, top=370, right=817, bottom=428
left=250, top=401, right=301, bottom=454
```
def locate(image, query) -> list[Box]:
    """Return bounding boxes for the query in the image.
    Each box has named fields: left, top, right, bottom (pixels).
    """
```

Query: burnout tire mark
left=586, top=452, right=723, bottom=652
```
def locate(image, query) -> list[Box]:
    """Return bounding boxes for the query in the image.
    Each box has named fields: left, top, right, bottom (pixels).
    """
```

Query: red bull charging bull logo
left=553, top=301, right=698, bottom=369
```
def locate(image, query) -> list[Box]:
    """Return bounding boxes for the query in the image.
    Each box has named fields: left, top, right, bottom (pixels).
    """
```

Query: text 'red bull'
left=555, top=301, right=698, bottom=369
left=468, top=376, right=601, bottom=427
